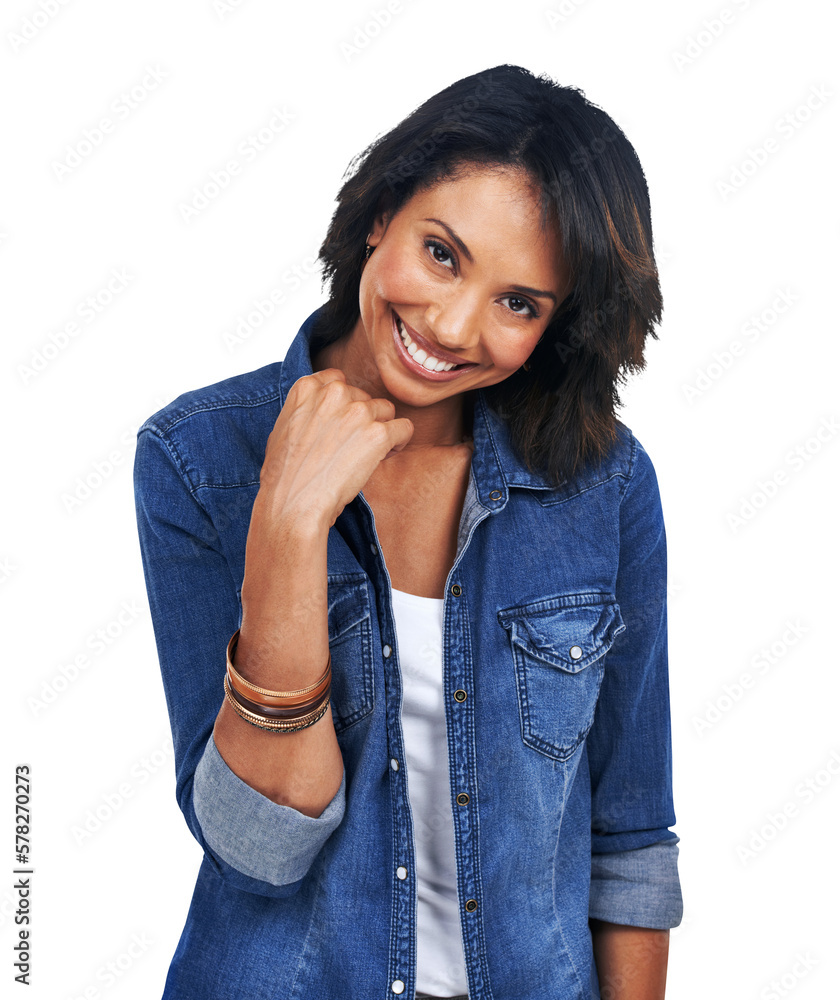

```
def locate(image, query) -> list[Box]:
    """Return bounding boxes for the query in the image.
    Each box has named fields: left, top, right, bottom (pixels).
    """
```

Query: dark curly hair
left=311, top=64, right=663, bottom=488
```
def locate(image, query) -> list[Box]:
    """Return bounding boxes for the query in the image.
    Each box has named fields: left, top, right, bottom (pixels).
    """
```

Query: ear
left=367, top=209, right=392, bottom=247
left=367, top=192, right=396, bottom=247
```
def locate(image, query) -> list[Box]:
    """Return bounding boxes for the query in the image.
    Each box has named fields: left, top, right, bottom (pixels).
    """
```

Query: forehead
left=411, top=163, right=544, bottom=218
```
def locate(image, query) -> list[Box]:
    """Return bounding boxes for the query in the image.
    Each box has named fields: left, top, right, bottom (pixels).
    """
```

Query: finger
left=364, top=396, right=399, bottom=423
left=383, top=417, right=414, bottom=459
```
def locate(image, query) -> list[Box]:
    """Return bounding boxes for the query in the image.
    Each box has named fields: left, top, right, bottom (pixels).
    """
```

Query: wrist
left=252, top=480, right=334, bottom=537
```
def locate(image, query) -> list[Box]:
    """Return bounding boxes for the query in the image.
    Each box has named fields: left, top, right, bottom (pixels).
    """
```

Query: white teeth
left=395, top=314, right=458, bottom=371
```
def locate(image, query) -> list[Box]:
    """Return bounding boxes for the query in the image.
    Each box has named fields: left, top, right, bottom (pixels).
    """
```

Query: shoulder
left=136, top=360, right=286, bottom=489
left=563, top=419, right=653, bottom=497
left=569, top=419, right=662, bottom=509
left=610, top=420, right=665, bottom=522
left=139, top=360, right=286, bottom=435
left=612, top=419, right=658, bottom=487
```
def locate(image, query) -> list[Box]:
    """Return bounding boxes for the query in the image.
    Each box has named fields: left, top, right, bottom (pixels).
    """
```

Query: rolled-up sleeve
left=589, top=837, right=683, bottom=929
left=193, top=732, right=345, bottom=886
left=133, top=423, right=345, bottom=897
left=587, top=436, right=683, bottom=929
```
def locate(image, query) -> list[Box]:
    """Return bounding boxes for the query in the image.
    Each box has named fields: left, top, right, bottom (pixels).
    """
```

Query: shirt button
left=569, top=645, right=583, bottom=660
left=453, top=689, right=467, bottom=702
left=370, top=543, right=377, bottom=554
left=465, top=898, right=478, bottom=912
left=390, top=758, right=400, bottom=771
left=383, top=644, right=392, bottom=658
left=396, top=866, right=408, bottom=880
left=489, top=489, right=502, bottom=500
left=456, top=792, right=470, bottom=806
left=391, top=980, right=405, bottom=994
left=450, top=584, right=462, bottom=597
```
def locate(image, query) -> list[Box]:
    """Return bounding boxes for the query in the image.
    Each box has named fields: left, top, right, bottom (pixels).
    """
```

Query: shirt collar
left=278, top=304, right=624, bottom=506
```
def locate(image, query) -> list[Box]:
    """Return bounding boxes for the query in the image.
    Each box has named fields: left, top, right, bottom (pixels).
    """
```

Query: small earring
left=364, top=243, right=374, bottom=260
left=521, top=361, right=531, bottom=373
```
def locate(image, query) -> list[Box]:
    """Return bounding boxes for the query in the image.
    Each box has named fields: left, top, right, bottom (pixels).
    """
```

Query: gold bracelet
left=224, top=673, right=329, bottom=723
left=228, top=698, right=330, bottom=733
left=223, top=675, right=331, bottom=733
left=226, top=629, right=332, bottom=704
left=224, top=684, right=330, bottom=733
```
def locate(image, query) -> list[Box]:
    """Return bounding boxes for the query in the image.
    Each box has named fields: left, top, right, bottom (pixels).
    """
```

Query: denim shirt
left=133, top=304, right=683, bottom=1000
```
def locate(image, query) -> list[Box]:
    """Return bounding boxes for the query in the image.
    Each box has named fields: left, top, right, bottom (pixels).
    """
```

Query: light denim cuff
left=193, top=732, right=346, bottom=887
left=589, top=838, right=683, bottom=929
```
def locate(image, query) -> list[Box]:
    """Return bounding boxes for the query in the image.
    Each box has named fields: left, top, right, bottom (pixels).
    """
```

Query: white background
left=2, top=0, right=837, bottom=997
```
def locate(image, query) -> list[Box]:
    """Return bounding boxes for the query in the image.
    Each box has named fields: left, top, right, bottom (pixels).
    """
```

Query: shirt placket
left=355, top=449, right=505, bottom=999
left=355, top=493, right=417, bottom=998
left=440, top=473, right=502, bottom=1000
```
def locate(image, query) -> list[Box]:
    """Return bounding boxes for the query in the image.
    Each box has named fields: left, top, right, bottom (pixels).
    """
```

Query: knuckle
left=345, top=398, right=371, bottom=421
left=321, top=378, right=347, bottom=402
left=290, top=374, right=313, bottom=395
left=372, top=421, right=391, bottom=446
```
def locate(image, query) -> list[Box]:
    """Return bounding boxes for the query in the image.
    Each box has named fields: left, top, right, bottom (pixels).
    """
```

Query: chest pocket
left=498, top=594, right=625, bottom=762
left=327, top=575, right=375, bottom=734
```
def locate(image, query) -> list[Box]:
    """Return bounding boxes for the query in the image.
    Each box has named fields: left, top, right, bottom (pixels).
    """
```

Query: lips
left=391, top=309, right=479, bottom=382
left=393, top=310, right=474, bottom=369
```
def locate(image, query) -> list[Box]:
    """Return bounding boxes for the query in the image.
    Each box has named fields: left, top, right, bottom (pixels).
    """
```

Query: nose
left=423, top=288, right=483, bottom=354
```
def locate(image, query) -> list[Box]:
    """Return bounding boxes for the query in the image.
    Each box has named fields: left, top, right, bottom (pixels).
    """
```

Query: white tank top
left=391, top=587, right=470, bottom=996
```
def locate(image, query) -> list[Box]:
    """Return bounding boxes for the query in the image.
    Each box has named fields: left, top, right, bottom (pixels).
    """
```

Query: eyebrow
left=422, top=217, right=558, bottom=304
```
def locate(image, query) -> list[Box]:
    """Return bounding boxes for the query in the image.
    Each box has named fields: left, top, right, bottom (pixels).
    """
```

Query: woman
left=134, top=64, right=683, bottom=1000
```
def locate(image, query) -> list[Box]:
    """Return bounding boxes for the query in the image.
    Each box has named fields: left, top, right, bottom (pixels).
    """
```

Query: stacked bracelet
left=223, top=628, right=332, bottom=734
left=223, top=675, right=331, bottom=732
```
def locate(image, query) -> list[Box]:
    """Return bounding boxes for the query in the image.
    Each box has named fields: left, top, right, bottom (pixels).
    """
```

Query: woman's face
left=349, top=165, right=572, bottom=409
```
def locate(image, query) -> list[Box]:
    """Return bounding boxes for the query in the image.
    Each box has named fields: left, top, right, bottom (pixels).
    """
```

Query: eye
left=425, top=238, right=455, bottom=269
left=425, top=237, right=539, bottom=319
left=501, top=295, right=539, bottom=320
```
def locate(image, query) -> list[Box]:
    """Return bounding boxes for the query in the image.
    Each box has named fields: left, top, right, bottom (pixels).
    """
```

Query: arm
left=211, top=498, right=344, bottom=820
left=589, top=920, right=669, bottom=1000
left=586, top=437, right=683, bottom=988
left=133, top=371, right=414, bottom=897
left=133, top=425, right=345, bottom=897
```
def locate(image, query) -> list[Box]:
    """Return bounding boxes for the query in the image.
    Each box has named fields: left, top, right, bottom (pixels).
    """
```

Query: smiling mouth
left=392, top=310, right=477, bottom=372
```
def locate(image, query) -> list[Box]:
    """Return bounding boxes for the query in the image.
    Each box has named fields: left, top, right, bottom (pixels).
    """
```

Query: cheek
left=487, top=335, right=541, bottom=374
left=372, top=245, right=437, bottom=305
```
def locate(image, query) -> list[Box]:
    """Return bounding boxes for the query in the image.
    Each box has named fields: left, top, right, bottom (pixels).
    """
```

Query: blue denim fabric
left=133, top=303, right=683, bottom=1000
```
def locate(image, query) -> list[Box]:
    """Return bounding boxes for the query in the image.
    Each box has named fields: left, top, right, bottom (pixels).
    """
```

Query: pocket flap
left=499, top=595, right=625, bottom=673
left=327, top=575, right=372, bottom=643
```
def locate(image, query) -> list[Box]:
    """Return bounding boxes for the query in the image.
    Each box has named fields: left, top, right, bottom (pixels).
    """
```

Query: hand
left=255, top=367, right=414, bottom=528
left=238, top=368, right=413, bottom=623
